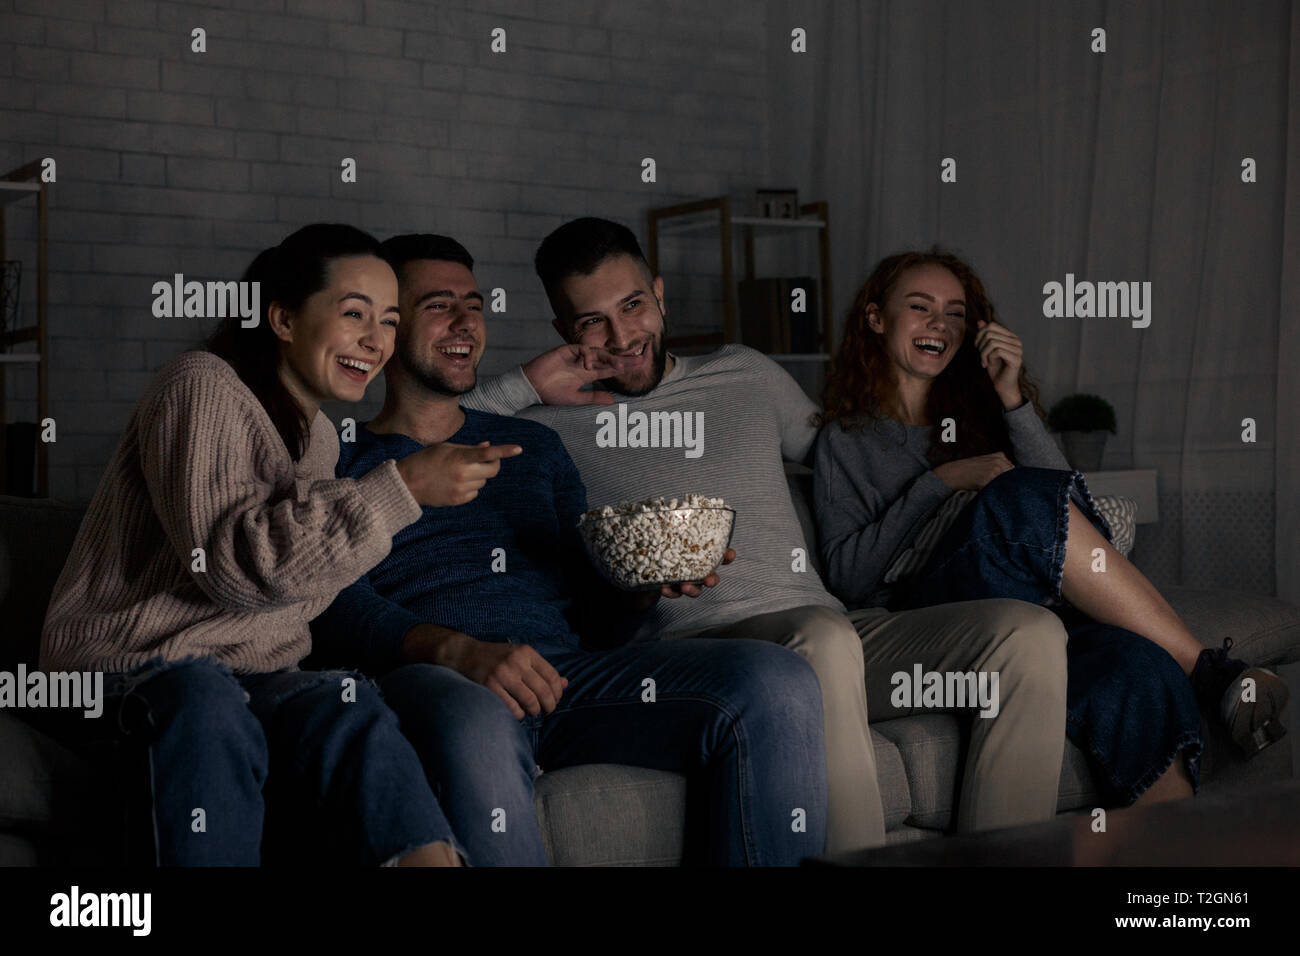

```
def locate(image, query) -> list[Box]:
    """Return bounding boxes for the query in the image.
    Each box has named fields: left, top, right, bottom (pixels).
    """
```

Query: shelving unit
left=645, top=196, right=832, bottom=358
left=0, top=161, right=50, bottom=497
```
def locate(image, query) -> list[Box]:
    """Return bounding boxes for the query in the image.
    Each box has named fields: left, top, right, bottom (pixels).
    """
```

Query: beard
left=600, top=322, right=669, bottom=397
left=398, top=337, right=477, bottom=396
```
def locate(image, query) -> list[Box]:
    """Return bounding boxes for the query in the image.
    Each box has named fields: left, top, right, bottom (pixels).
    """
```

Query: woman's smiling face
left=867, top=263, right=968, bottom=384
left=274, top=254, right=400, bottom=407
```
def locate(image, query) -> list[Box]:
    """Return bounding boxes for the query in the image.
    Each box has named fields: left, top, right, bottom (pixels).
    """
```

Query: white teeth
left=337, top=357, right=373, bottom=372
left=438, top=345, right=471, bottom=356
left=913, top=338, right=946, bottom=353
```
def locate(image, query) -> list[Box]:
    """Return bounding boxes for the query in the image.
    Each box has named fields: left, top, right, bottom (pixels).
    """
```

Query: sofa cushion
left=884, top=823, right=943, bottom=845
left=1093, top=494, right=1138, bottom=556
left=1057, top=741, right=1103, bottom=810
left=533, top=731, right=914, bottom=860
left=871, top=713, right=1102, bottom=829
left=0, top=711, right=97, bottom=832
left=1164, top=587, right=1300, bottom=668
left=872, top=715, right=963, bottom=829
left=534, top=763, right=685, bottom=866
left=0, top=495, right=87, bottom=672
left=784, top=464, right=824, bottom=579
left=871, top=730, right=911, bottom=830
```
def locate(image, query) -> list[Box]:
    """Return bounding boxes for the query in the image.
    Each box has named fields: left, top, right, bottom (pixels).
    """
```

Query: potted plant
left=1047, top=394, right=1116, bottom=471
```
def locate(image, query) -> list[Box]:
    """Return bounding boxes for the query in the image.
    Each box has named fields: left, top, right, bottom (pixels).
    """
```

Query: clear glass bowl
left=579, top=506, right=736, bottom=591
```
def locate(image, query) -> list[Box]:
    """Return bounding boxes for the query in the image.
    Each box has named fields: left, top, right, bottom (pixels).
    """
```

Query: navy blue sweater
left=308, top=408, right=593, bottom=674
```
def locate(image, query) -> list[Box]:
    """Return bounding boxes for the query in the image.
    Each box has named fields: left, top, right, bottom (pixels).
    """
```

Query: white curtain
left=765, top=0, right=1299, bottom=599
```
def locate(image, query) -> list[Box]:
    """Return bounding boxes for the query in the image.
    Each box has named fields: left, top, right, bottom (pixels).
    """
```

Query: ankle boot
left=1189, top=638, right=1290, bottom=756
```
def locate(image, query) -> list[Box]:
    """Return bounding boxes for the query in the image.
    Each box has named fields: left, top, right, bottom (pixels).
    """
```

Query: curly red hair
left=818, top=247, right=1046, bottom=464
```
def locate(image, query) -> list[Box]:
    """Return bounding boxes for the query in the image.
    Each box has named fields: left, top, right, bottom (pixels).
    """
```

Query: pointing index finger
left=472, top=443, right=523, bottom=461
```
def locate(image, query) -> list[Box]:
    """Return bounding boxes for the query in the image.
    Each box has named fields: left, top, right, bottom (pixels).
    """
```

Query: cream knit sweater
left=39, top=350, right=422, bottom=674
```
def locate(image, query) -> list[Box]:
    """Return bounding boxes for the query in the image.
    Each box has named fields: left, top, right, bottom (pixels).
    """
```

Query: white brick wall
left=0, top=0, right=770, bottom=500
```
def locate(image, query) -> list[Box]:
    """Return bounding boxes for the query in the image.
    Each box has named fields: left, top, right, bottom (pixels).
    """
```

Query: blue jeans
left=48, top=656, right=459, bottom=865
left=379, top=637, right=828, bottom=866
left=890, top=467, right=1202, bottom=805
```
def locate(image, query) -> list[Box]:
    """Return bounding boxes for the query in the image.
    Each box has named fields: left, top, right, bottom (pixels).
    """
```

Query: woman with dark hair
left=40, top=223, right=506, bottom=865
left=813, top=248, right=1289, bottom=808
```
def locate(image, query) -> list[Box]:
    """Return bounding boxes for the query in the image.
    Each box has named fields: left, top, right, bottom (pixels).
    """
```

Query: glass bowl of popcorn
left=578, top=494, right=736, bottom=591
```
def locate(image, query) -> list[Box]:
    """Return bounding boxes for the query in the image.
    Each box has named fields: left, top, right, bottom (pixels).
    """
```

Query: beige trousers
left=668, top=598, right=1068, bottom=853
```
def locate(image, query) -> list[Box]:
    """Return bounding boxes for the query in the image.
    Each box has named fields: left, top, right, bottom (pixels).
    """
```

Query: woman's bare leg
left=1130, top=750, right=1194, bottom=806
left=1059, top=500, right=1203, bottom=673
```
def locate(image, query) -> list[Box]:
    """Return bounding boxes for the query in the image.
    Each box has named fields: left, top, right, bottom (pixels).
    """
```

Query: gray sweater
left=813, top=402, right=1068, bottom=609
left=501, top=345, right=845, bottom=639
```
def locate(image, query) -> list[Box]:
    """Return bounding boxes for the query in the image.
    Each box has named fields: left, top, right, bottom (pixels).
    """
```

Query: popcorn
left=579, top=494, right=734, bottom=590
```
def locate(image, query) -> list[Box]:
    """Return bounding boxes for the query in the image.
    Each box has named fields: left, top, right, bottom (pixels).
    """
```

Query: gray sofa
left=2, top=476, right=1299, bottom=866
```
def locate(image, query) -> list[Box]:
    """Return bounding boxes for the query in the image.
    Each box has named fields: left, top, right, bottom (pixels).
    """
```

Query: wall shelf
left=645, top=195, right=833, bottom=356
left=0, top=161, right=50, bottom=498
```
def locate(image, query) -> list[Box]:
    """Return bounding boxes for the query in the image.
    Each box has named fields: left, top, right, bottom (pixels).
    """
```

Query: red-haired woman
left=813, top=248, right=1288, bottom=807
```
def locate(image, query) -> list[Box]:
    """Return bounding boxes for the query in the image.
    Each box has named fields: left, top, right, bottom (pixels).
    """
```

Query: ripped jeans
left=889, top=467, right=1203, bottom=804
left=50, top=656, right=460, bottom=866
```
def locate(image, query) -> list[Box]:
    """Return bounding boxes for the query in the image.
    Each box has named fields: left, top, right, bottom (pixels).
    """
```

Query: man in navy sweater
left=309, top=234, right=828, bottom=866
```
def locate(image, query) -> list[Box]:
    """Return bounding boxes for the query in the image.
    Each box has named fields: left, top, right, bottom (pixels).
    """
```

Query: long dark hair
left=818, top=247, right=1045, bottom=464
left=205, top=223, right=383, bottom=461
